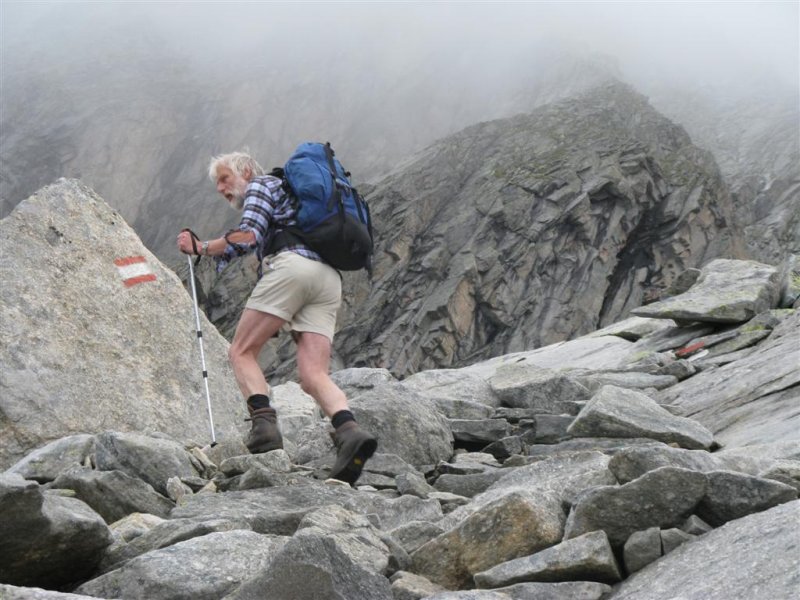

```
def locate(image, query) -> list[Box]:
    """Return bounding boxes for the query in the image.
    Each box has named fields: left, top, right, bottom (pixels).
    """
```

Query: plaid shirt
left=214, top=175, right=321, bottom=274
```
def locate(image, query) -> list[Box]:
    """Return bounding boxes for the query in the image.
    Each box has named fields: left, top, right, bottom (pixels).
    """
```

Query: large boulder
left=76, top=531, right=287, bottom=600
left=632, top=259, right=781, bottom=323
left=564, top=467, right=707, bottom=547
left=608, top=500, right=800, bottom=600
left=227, top=534, right=394, bottom=600
left=348, top=383, right=454, bottom=467
left=567, top=386, right=714, bottom=450
left=410, top=490, right=566, bottom=589
left=0, top=473, right=112, bottom=588
left=0, top=180, right=244, bottom=469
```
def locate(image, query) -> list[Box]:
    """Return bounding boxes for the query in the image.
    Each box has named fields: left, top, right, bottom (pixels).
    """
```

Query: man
left=177, top=151, right=377, bottom=485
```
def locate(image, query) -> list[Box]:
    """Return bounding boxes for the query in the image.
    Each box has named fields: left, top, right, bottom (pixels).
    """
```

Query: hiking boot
left=329, top=421, right=377, bottom=485
left=244, top=407, right=283, bottom=453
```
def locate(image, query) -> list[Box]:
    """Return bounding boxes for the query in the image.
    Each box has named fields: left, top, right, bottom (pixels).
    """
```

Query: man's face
left=215, top=165, right=249, bottom=210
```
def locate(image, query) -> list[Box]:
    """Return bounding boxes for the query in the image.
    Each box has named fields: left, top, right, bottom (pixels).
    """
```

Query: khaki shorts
left=245, top=251, right=342, bottom=341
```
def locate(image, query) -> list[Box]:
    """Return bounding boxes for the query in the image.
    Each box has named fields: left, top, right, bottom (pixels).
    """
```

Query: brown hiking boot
left=244, top=406, right=283, bottom=453
left=329, top=421, right=377, bottom=485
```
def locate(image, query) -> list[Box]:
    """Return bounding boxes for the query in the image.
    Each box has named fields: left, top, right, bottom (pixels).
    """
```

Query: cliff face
left=325, top=82, right=742, bottom=377
left=649, top=85, right=800, bottom=263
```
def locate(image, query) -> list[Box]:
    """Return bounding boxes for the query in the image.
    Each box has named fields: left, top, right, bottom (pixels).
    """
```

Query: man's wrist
left=201, top=241, right=210, bottom=256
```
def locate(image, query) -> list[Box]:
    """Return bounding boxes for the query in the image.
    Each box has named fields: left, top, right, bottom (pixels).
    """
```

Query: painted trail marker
left=115, top=256, right=157, bottom=287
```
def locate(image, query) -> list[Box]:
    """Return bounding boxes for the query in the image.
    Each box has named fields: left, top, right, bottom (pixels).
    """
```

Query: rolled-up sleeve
left=213, top=176, right=283, bottom=272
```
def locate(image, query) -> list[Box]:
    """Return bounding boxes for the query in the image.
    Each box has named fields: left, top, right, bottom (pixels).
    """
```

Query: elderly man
left=177, top=151, right=377, bottom=485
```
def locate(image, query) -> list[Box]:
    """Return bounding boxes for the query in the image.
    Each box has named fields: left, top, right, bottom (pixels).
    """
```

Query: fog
left=4, top=1, right=796, bottom=90
left=1, top=1, right=797, bottom=258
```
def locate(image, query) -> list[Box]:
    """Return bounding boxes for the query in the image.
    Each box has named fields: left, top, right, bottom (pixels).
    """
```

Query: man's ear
left=242, top=167, right=252, bottom=181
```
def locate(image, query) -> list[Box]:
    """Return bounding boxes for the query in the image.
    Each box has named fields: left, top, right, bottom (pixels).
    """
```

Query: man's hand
left=177, top=230, right=197, bottom=255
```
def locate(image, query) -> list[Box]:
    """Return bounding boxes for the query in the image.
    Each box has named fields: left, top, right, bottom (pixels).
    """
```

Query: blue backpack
left=268, top=142, right=373, bottom=272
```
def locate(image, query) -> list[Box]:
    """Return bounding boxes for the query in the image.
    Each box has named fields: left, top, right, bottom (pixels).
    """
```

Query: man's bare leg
left=229, top=308, right=286, bottom=453
left=296, top=331, right=376, bottom=484
left=229, top=308, right=286, bottom=399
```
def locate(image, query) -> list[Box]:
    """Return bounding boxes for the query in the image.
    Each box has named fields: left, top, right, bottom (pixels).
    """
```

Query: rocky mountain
left=238, top=81, right=743, bottom=380
left=1, top=4, right=618, bottom=261
left=648, top=83, right=800, bottom=264
left=1, top=182, right=798, bottom=597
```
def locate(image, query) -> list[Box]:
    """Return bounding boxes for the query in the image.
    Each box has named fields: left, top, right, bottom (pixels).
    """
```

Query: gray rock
left=664, top=268, right=702, bottom=297
left=608, top=500, right=800, bottom=600
left=78, top=530, right=287, bottom=600
left=99, top=516, right=250, bottom=573
left=227, top=533, right=393, bottom=600
left=527, top=438, right=666, bottom=458
left=0, top=180, right=244, bottom=470
left=95, top=431, right=199, bottom=496
left=400, top=369, right=502, bottom=408
left=0, top=473, right=112, bottom=588
left=330, top=367, right=396, bottom=397
left=679, top=514, right=712, bottom=535
left=433, top=398, right=497, bottom=420
left=434, top=470, right=508, bottom=498
left=491, top=581, right=612, bottom=600
left=396, top=471, right=437, bottom=498
left=268, top=381, right=322, bottom=445
left=489, top=366, right=592, bottom=412
left=362, top=453, right=421, bottom=478
left=577, top=371, right=678, bottom=392
left=0, top=586, right=99, bottom=599
left=449, top=419, right=511, bottom=444
left=759, top=459, right=800, bottom=492
left=623, top=527, right=662, bottom=574
left=609, top=445, right=727, bottom=484
left=219, top=450, right=292, bottom=476
left=426, top=592, right=512, bottom=600
left=442, top=452, right=615, bottom=531
left=568, top=385, right=714, bottom=449
left=627, top=323, right=716, bottom=353
left=108, top=512, right=166, bottom=542
left=349, top=383, right=454, bottom=467
left=778, top=254, right=800, bottom=308
left=564, top=467, right=708, bottom=546
left=4, top=434, right=96, bottom=483
left=660, top=527, right=695, bottom=554
left=588, top=316, right=677, bottom=341
left=390, top=571, right=447, bottom=600
left=389, top=520, right=446, bottom=555
left=483, top=436, right=526, bottom=461
left=464, top=336, right=635, bottom=380
left=531, top=415, right=575, bottom=444
left=295, top=505, right=394, bottom=574
left=51, top=466, right=174, bottom=523
left=696, top=470, right=798, bottom=526
left=411, top=490, right=566, bottom=589
left=474, top=530, right=621, bottom=588
left=657, top=312, right=800, bottom=449
left=632, top=259, right=781, bottom=323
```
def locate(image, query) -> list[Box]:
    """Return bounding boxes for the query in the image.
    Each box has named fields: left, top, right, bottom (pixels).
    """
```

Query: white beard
left=228, top=194, right=245, bottom=211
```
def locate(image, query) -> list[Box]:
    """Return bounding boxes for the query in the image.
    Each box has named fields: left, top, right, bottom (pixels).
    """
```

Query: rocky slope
left=2, top=237, right=798, bottom=598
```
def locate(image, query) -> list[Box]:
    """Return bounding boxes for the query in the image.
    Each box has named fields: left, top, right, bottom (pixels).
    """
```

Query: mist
left=1, top=1, right=797, bottom=258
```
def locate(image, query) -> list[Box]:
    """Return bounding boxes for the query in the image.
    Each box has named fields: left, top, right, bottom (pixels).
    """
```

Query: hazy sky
left=3, top=1, right=798, bottom=92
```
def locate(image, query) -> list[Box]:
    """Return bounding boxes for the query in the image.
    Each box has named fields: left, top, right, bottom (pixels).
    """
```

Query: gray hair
left=208, top=151, right=265, bottom=181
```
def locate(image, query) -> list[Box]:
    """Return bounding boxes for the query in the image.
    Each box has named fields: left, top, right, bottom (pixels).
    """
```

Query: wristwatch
left=201, top=241, right=209, bottom=256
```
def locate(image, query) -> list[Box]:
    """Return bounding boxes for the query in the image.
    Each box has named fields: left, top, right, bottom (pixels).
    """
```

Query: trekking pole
left=186, top=252, right=217, bottom=447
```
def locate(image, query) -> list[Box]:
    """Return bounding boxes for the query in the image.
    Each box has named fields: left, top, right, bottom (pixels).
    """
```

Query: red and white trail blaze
left=114, top=256, right=157, bottom=287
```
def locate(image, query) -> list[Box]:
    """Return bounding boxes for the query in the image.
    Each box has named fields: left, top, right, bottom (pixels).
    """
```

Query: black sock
left=247, top=394, right=271, bottom=410
left=331, top=410, right=355, bottom=429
